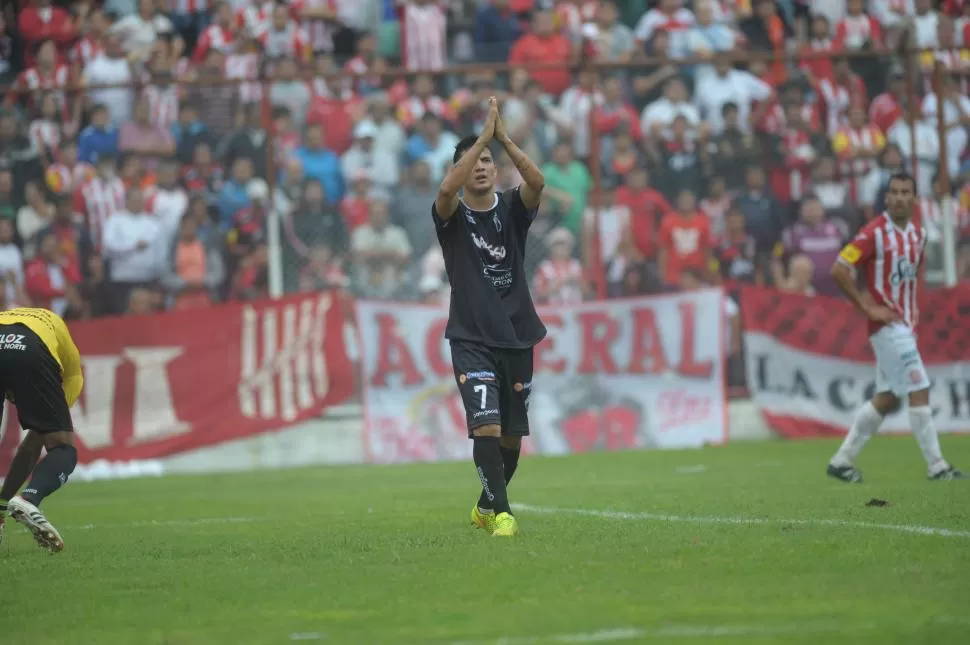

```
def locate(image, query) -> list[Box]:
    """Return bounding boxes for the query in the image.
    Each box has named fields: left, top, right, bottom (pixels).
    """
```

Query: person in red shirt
left=658, top=189, right=713, bottom=286
left=508, top=10, right=572, bottom=95
left=40, top=194, right=91, bottom=284
left=340, top=171, right=372, bottom=231
left=798, top=14, right=835, bottom=83
left=25, top=229, right=82, bottom=315
left=18, top=0, right=77, bottom=66
left=833, top=0, right=884, bottom=51
left=616, top=166, right=670, bottom=262
left=828, top=172, right=964, bottom=483
left=868, top=65, right=906, bottom=133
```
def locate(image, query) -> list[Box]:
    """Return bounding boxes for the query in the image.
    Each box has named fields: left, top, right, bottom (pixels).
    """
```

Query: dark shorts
left=0, top=324, right=73, bottom=434
left=450, top=340, right=533, bottom=438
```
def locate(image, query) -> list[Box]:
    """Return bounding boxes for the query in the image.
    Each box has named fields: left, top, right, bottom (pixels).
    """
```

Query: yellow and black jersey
left=0, top=308, right=84, bottom=407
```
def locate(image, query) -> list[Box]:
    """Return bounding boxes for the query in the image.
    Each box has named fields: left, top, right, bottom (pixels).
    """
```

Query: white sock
left=831, top=401, right=884, bottom=467
left=908, top=406, right=948, bottom=474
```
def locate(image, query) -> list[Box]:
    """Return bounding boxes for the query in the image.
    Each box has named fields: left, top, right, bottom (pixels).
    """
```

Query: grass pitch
left=3, top=437, right=970, bottom=645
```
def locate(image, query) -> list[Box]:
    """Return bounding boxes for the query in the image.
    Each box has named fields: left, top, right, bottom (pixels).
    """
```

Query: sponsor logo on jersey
left=0, top=333, right=26, bottom=351
left=471, top=232, right=507, bottom=261
left=889, top=258, right=917, bottom=285
left=484, top=265, right=513, bottom=289
left=465, top=371, right=496, bottom=381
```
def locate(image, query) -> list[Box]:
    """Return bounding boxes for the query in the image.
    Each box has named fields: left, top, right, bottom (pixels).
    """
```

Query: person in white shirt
left=640, top=76, right=701, bottom=139
left=151, top=158, right=189, bottom=239
left=83, top=34, right=134, bottom=127
left=110, top=0, right=178, bottom=62
left=341, top=120, right=400, bottom=193
left=887, top=109, right=948, bottom=196
left=103, top=187, right=162, bottom=314
left=695, top=57, right=773, bottom=134
left=921, top=75, right=970, bottom=177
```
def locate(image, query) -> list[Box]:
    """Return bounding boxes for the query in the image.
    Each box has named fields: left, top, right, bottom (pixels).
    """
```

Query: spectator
left=220, top=103, right=270, bottom=180
left=695, top=56, right=773, bottom=135
left=832, top=104, right=886, bottom=207
left=474, top=0, right=523, bottom=62
left=341, top=171, right=374, bottom=232
left=172, top=101, right=213, bottom=165
left=681, top=0, right=736, bottom=70
left=542, top=140, right=592, bottom=236
left=367, top=93, right=408, bottom=160
left=911, top=0, right=942, bottom=48
left=161, top=215, right=225, bottom=310
left=282, top=178, right=348, bottom=292
left=887, top=103, right=941, bottom=197
left=646, top=114, right=705, bottom=202
left=269, top=58, right=313, bottom=131
left=25, top=229, right=80, bottom=317
left=700, top=175, right=731, bottom=239
left=533, top=227, right=585, bottom=304
left=587, top=1, right=636, bottom=63
left=18, top=0, right=77, bottom=66
left=78, top=104, right=120, bottom=165
left=69, top=7, right=109, bottom=77
left=818, top=56, right=868, bottom=137
left=640, top=76, right=700, bottom=139
left=716, top=205, right=762, bottom=289
left=658, top=189, right=714, bottom=287
left=119, top=95, right=178, bottom=164
left=151, top=158, right=190, bottom=238
left=186, top=49, right=237, bottom=141
left=921, top=72, right=970, bottom=179
left=584, top=184, right=631, bottom=289
left=401, top=0, right=448, bottom=71
left=182, top=142, right=225, bottom=199
left=772, top=196, right=848, bottom=296
left=634, top=0, right=695, bottom=46
left=735, top=165, right=783, bottom=257
left=0, top=110, right=44, bottom=202
left=111, top=0, right=179, bottom=63
left=194, top=1, right=236, bottom=62
left=40, top=194, right=92, bottom=293
left=260, top=3, right=311, bottom=63
left=508, top=11, right=573, bottom=96
left=299, top=245, right=350, bottom=293
left=74, top=152, right=126, bottom=250
left=350, top=197, right=412, bottom=299
left=83, top=34, right=135, bottom=128
left=45, top=139, right=95, bottom=198
left=779, top=254, right=817, bottom=296
left=296, top=122, right=344, bottom=203
left=558, top=66, right=603, bottom=160
left=739, top=0, right=790, bottom=84
left=405, top=113, right=459, bottom=183
left=342, top=120, right=400, bottom=193
left=396, top=74, right=453, bottom=131
left=143, top=66, right=182, bottom=133
left=393, top=161, right=437, bottom=260
left=17, top=180, right=53, bottom=252
left=769, top=100, right=827, bottom=203
left=596, top=75, right=641, bottom=158
left=125, top=287, right=160, bottom=316
left=602, top=130, right=642, bottom=187
left=0, top=169, right=14, bottom=222
left=217, top=157, right=256, bottom=229
left=103, top=188, right=163, bottom=314
left=274, top=156, right=306, bottom=216
left=0, top=218, right=25, bottom=309
left=617, top=166, right=670, bottom=264
left=799, top=14, right=835, bottom=84
left=869, top=65, right=906, bottom=134
left=705, top=103, right=764, bottom=191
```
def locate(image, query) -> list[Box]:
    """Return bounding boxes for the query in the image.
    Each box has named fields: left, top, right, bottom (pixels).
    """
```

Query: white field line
left=447, top=622, right=872, bottom=645
left=512, top=504, right=970, bottom=539
left=6, top=517, right=258, bottom=533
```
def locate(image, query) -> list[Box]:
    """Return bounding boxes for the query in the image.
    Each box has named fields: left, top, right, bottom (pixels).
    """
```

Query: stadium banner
left=0, top=293, right=353, bottom=476
left=741, top=285, right=970, bottom=437
left=356, top=290, right=728, bottom=464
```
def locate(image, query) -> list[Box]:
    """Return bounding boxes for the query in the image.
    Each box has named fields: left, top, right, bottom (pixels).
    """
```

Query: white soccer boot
left=8, top=496, right=64, bottom=552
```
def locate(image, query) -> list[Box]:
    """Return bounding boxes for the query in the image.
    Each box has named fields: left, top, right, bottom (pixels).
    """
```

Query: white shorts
left=869, top=322, right=931, bottom=397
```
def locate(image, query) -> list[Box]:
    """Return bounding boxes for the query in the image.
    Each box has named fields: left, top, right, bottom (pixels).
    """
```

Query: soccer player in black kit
left=432, top=97, right=545, bottom=537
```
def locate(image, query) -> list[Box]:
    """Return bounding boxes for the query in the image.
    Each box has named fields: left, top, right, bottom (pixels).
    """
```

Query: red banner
left=741, top=285, right=970, bottom=438
left=0, top=293, right=353, bottom=474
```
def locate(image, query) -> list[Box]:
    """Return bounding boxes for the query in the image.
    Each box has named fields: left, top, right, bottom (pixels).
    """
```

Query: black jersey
left=432, top=187, right=546, bottom=349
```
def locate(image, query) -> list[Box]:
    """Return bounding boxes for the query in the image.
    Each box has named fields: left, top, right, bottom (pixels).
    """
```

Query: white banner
left=356, top=291, right=727, bottom=464
left=745, top=331, right=970, bottom=435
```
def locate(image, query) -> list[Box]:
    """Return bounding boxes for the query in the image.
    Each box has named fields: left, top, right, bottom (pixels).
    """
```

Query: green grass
left=3, top=437, right=970, bottom=645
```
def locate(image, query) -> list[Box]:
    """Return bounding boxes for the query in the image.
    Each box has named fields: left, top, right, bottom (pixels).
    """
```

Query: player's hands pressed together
left=479, top=97, right=499, bottom=144
left=494, top=101, right=511, bottom=145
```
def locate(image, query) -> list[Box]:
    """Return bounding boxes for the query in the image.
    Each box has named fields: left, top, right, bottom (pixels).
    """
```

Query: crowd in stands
left=0, top=0, right=969, bottom=355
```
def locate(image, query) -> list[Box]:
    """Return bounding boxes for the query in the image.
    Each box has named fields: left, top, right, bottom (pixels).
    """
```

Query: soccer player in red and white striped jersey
left=828, top=172, right=963, bottom=483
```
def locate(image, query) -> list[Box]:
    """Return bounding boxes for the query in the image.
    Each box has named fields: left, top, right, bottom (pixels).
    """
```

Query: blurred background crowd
left=0, top=0, right=969, bottom=391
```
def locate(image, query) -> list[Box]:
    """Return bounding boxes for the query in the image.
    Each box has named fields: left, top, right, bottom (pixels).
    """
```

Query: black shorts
left=0, top=324, right=74, bottom=434
left=450, top=340, right=533, bottom=438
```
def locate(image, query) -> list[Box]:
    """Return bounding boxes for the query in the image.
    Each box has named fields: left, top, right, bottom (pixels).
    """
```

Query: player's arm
left=434, top=98, right=499, bottom=222
left=831, top=232, right=898, bottom=324
left=494, top=112, right=544, bottom=210
left=54, top=316, right=84, bottom=407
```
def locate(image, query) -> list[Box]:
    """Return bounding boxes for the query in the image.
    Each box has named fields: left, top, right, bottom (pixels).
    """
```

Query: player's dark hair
left=453, top=135, right=479, bottom=163
left=888, top=171, right=917, bottom=193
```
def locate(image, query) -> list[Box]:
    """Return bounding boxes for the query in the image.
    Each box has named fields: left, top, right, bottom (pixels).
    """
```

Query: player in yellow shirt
left=0, top=307, right=83, bottom=553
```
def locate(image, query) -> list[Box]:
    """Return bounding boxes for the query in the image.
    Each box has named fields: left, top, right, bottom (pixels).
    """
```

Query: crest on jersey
left=909, top=369, right=923, bottom=385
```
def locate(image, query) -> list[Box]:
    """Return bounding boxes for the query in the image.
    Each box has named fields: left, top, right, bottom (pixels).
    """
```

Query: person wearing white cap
left=341, top=119, right=400, bottom=192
